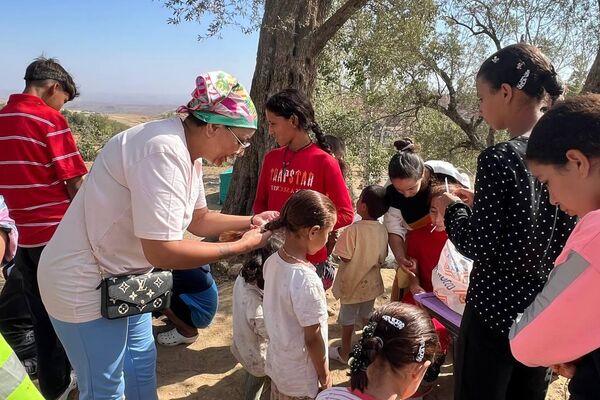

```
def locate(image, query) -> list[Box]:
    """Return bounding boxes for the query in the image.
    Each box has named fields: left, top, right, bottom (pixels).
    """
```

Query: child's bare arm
left=304, top=324, right=331, bottom=390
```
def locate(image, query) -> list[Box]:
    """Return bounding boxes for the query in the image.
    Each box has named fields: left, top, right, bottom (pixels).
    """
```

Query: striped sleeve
left=509, top=250, right=600, bottom=367
left=45, top=114, right=87, bottom=181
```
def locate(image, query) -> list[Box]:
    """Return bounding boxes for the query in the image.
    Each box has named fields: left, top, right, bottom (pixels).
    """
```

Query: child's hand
left=551, top=363, right=576, bottom=379
left=454, top=187, right=475, bottom=207
left=318, top=371, right=332, bottom=391
left=410, top=282, right=426, bottom=295
left=399, top=256, right=417, bottom=275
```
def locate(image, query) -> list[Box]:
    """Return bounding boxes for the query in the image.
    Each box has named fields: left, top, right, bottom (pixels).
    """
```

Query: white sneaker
left=156, top=328, right=198, bottom=346
left=56, top=371, right=77, bottom=400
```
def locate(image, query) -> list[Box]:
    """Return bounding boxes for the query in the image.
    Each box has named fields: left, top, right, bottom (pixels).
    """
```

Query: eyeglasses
left=226, top=127, right=251, bottom=150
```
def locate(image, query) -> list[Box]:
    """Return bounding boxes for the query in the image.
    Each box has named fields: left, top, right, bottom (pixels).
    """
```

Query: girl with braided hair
left=261, top=190, right=337, bottom=399
left=254, top=89, right=353, bottom=290
left=317, top=302, right=440, bottom=400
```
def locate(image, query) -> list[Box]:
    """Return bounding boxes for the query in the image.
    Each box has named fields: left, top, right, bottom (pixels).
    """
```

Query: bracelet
left=250, top=215, right=255, bottom=226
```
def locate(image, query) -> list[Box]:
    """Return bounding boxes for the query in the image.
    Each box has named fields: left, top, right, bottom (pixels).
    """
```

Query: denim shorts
left=337, top=299, right=375, bottom=326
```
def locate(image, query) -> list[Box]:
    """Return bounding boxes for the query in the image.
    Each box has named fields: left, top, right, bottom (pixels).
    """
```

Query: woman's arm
left=187, top=207, right=250, bottom=238
left=140, top=227, right=271, bottom=269
left=187, top=207, right=279, bottom=238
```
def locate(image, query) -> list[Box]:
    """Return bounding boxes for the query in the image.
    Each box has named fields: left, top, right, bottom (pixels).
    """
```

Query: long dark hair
left=264, top=190, right=337, bottom=233
left=240, top=236, right=282, bottom=290
left=527, top=94, right=600, bottom=165
left=324, top=134, right=349, bottom=179
left=265, top=89, right=332, bottom=154
left=477, top=43, right=563, bottom=105
left=388, top=138, right=425, bottom=180
left=349, top=303, right=440, bottom=392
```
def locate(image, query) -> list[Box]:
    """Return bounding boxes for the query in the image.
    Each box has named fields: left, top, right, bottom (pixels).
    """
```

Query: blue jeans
left=51, top=314, right=157, bottom=400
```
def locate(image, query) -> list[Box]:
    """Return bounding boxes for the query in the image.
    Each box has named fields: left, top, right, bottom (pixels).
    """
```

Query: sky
left=0, top=0, right=260, bottom=107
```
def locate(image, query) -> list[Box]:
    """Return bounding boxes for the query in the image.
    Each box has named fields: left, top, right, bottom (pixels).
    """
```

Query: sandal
left=328, top=346, right=347, bottom=364
left=157, top=328, right=198, bottom=346
left=57, top=371, right=78, bottom=400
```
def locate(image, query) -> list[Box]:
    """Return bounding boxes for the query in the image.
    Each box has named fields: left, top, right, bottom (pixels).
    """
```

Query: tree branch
left=308, top=0, right=369, bottom=57
left=472, top=14, right=502, bottom=50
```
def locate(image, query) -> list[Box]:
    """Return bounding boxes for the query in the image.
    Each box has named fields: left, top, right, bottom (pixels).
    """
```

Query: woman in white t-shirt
left=37, top=71, right=277, bottom=400
left=317, top=303, right=440, bottom=400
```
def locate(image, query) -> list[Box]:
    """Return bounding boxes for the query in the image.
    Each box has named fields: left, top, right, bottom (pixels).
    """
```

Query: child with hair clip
left=261, top=190, right=337, bottom=399
left=232, top=236, right=282, bottom=400
left=254, top=89, right=354, bottom=290
left=436, top=43, right=577, bottom=400
left=509, top=94, right=600, bottom=399
left=317, top=302, right=440, bottom=400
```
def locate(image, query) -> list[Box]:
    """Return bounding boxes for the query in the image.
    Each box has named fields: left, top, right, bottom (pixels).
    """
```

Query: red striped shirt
left=0, top=94, right=87, bottom=247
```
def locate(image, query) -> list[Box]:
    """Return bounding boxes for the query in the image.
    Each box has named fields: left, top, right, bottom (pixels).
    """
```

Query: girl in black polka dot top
left=437, top=44, right=577, bottom=400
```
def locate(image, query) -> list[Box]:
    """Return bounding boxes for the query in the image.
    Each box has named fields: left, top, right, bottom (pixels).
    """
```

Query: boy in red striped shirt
left=0, top=57, right=87, bottom=400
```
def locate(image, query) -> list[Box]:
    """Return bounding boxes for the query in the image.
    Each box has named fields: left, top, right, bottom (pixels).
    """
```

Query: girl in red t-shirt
left=253, top=89, right=353, bottom=288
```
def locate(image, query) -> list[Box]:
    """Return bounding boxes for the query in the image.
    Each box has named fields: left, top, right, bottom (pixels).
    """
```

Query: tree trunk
left=582, top=46, right=600, bottom=94
left=581, top=0, right=600, bottom=94
left=222, top=0, right=368, bottom=215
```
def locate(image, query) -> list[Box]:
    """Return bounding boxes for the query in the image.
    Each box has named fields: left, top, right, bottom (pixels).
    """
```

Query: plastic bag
left=431, top=240, right=473, bottom=315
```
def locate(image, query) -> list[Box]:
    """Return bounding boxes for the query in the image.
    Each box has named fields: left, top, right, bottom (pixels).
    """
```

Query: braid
left=264, top=218, right=285, bottom=232
left=349, top=321, right=382, bottom=391
left=311, top=122, right=332, bottom=155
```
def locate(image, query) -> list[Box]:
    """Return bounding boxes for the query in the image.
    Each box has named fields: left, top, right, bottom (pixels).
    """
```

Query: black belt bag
left=98, top=270, right=173, bottom=319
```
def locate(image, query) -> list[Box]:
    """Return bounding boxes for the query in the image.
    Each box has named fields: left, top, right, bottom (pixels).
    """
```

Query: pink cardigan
left=509, top=209, right=600, bottom=366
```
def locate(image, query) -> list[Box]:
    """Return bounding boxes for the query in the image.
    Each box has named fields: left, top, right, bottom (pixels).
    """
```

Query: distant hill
left=0, top=90, right=180, bottom=116
left=65, top=102, right=177, bottom=116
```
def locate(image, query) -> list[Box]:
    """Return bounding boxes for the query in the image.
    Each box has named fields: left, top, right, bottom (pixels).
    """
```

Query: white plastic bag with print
left=431, top=240, right=473, bottom=315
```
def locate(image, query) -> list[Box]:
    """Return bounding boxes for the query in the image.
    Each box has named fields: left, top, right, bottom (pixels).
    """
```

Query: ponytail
left=263, top=190, right=337, bottom=234
left=264, top=218, right=285, bottom=232
left=541, top=66, right=563, bottom=105
left=311, top=122, right=332, bottom=155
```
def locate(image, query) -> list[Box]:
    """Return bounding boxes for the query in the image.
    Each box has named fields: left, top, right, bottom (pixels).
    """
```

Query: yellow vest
left=0, top=333, right=44, bottom=400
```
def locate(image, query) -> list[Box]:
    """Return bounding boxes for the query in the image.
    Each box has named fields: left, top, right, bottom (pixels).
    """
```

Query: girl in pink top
left=509, top=94, right=600, bottom=399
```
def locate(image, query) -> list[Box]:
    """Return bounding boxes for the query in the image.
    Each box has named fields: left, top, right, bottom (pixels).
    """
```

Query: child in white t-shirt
left=329, top=185, right=389, bottom=363
left=231, top=238, right=281, bottom=400
left=262, top=190, right=338, bottom=400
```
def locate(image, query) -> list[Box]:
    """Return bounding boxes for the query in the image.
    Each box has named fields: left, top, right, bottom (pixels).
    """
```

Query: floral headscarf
left=177, top=71, right=257, bottom=129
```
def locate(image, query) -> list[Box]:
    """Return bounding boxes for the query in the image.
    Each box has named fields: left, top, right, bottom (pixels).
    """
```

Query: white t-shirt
left=316, top=387, right=371, bottom=400
left=263, top=252, right=328, bottom=398
left=38, top=118, right=207, bottom=323
left=231, top=276, right=268, bottom=377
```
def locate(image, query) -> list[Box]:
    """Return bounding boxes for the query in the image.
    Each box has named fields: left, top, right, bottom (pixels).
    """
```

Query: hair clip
left=516, top=61, right=524, bottom=70
left=415, top=340, right=426, bottom=362
left=382, top=315, right=405, bottom=330
left=363, top=321, right=378, bottom=339
left=349, top=342, right=369, bottom=372
left=491, top=55, right=500, bottom=63
left=516, top=69, right=531, bottom=90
